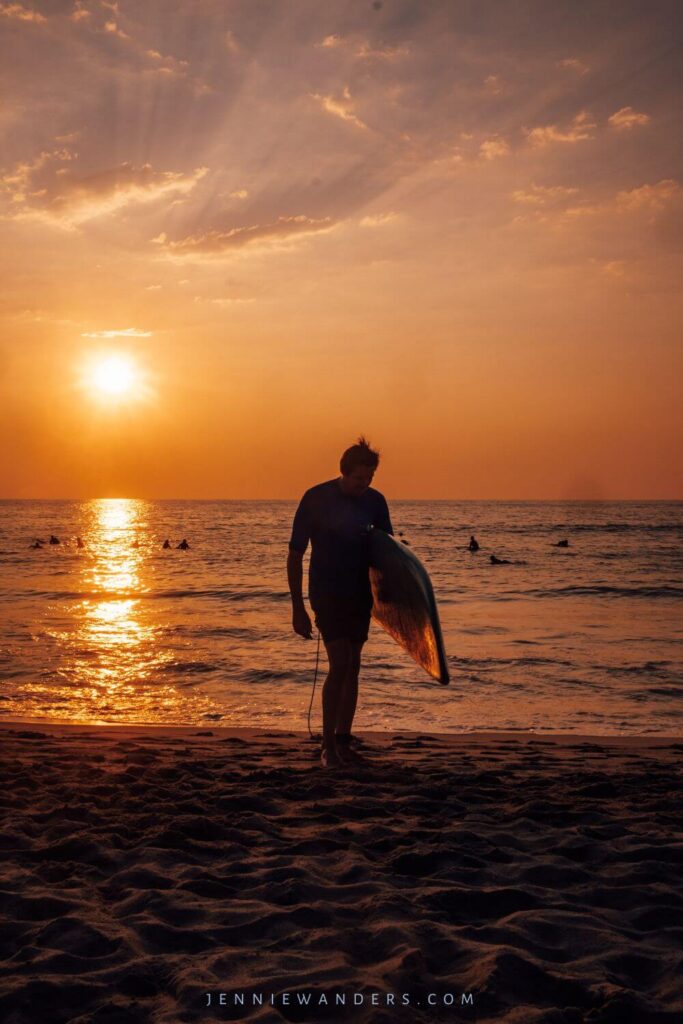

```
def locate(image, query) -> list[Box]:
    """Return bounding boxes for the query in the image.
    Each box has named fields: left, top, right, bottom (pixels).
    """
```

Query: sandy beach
left=0, top=723, right=681, bottom=1023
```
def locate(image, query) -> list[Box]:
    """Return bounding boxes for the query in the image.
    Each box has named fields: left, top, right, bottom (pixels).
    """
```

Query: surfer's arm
left=288, top=492, right=313, bottom=636
left=287, top=549, right=313, bottom=638
left=287, top=548, right=306, bottom=609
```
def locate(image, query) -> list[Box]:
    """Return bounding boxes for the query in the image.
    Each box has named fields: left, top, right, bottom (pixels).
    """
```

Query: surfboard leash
left=307, top=629, right=322, bottom=742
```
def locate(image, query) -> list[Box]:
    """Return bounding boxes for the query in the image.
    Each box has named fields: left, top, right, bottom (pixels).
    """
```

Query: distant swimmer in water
left=162, top=539, right=171, bottom=549
left=468, top=535, right=479, bottom=552
left=490, top=554, right=511, bottom=565
left=76, top=537, right=85, bottom=549
left=177, top=539, right=190, bottom=550
left=49, top=535, right=60, bottom=545
left=131, top=538, right=139, bottom=548
left=30, top=540, right=44, bottom=549
left=555, top=539, right=569, bottom=548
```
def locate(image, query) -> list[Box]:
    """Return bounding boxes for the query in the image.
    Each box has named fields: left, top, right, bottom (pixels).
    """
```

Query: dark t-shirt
left=289, top=478, right=393, bottom=608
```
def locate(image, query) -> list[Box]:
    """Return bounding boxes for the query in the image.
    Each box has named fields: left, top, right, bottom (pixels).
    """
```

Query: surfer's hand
left=292, top=607, right=313, bottom=639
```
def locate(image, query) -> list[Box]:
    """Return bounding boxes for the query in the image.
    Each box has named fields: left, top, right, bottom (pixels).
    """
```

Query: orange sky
left=1, top=0, right=681, bottom=498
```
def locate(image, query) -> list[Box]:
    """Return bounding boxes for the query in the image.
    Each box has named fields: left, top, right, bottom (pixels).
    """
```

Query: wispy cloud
left=479, top=138, right=510, bottom=160
left=483, top=74, right=503, bottom=95
left=512, top=184, right=580, bottom=205
left=601, top=259, right=627, bottom=279
left=312, top=86, right=368, bottom=131
left=198, top=297, right=256, bottom=307
left=615, top=179, right=679, bottom=211
left=317, top=34, right=407, bottom=60
left=103, top=17, right=128, bottom=39
left=70, top=2, right=91, bottom=22
left=1, top=149, right=207, bottom=226
left=356, top=41, right=409, bottom=60
left=144, top=48, right=190, bottom=77
left=81, top=327, right=153, bottom=338
left=154, top=215, right=337, bottom=256
left=526, top=111, right=595, bottom=147
left=64, top=2, right=203, bottom=90
left=0, top=3, right=46, bottom=23
left=608, top=106, right=650, bottom=131
left=524, top=178, right=680, bottom=223
left=359, top=212, right=398, bottom=227
left=0, top=147, right=74, bottom=202
left=13, top=308, right=80, bottom=326
left=556, top=57, right=589, bottom=75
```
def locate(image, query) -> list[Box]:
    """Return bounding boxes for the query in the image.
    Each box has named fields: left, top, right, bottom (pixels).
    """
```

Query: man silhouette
left=287, top=438, right=393, bottom=768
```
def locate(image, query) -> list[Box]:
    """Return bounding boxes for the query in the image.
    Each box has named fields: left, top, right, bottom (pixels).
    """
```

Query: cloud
left=317, top=33, right=407, bottom=60
left=512, top=184, right=580, bottom=205
left=526, top=111, right=595, bottom=147
left=13, top=308, right=79, bottom=326
left=556, top=57, right=589, bottom=75
left=356, top=41, right=409, bottom=60
left=608, top=106, right=650, bottom=131
left=522, top=178, right=680, bottom=225
left=1, top=149, right=207, bottom=226
left=615, top=179, right=679, bottom=211
left=142, top=47, right=190, bottom=78
left=230, top=189, right=248, bottom=200
left=64, top=3, right=199, bottom=88
left=154, top=215, right=337, bottom=256
left=70, top=2, right=91, bottom=21
left=359, top=212, right=398, bottom=227
left=312, top=86, right=368, bottom=131
left=1, top=147, right=74, bottom=202
left=479, top=138, right=510, bottom=160
left=81, top=327, right=152, bottom=338
left=0, top=3, right=45, bottom=23
left=601, top=260, right=627, bottom=279
left=104, top=18, right=128, bottom=39
left=483, top=74, right=503, bottom=95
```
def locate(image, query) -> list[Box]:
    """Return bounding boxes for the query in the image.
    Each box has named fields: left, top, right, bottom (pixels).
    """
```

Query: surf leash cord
left=307, top=629, right=322, bottom=742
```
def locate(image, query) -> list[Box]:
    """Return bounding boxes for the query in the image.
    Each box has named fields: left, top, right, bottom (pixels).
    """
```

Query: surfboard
left=369, top=528, right=450, bottom=685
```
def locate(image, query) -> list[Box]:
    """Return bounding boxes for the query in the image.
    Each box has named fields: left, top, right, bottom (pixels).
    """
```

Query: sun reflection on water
left=24, top=498, right=217, bottom=724
left=66, top=499, right=161, bottom=719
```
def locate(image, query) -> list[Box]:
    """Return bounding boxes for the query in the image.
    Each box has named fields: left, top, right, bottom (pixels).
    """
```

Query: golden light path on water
left=3, top=498, right=680, bottom=733
left=37, top=499, right=218, bottom=725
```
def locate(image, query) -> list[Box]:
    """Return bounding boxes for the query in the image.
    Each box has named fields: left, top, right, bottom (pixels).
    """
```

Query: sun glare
left=89, top=355, right=138, bottom=399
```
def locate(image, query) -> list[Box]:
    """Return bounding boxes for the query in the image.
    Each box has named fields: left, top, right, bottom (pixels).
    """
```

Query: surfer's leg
left=335, top=641, right=363, bottom=738
left=321, top=639, right=354, bottom=767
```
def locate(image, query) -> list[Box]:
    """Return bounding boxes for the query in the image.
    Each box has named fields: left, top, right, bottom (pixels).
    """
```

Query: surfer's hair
left=340, top=436, right=380, bottom=475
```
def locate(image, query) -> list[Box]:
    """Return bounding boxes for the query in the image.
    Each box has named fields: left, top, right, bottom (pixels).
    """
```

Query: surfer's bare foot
left=337, top=744, right=367, bottom=765
left=320, top=746, right=343, bottom=769
left=335, top=733, right=365, bottom=760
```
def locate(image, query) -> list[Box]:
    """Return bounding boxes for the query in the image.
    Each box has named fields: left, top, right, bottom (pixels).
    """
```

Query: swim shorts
left=312, top=597, right=372, bottom=644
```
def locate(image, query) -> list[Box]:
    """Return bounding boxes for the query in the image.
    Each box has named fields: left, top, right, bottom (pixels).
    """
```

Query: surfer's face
left=341, top=466, right=375, bottom=496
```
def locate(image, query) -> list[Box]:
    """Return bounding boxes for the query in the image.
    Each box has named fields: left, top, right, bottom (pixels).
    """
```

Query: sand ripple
left=0, top=726, right=681, bottom=1022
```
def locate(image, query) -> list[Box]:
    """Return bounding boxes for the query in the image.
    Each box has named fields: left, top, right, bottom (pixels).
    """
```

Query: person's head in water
left=339, top=436, right=380, bottom=496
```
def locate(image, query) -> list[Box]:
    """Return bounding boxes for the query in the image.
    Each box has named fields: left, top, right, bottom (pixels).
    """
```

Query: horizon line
left=1, top=496, right=681, bottom=503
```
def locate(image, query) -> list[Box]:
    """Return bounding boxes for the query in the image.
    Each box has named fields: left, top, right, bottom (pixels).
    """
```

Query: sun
left=88, top=355, right=139, bottom=399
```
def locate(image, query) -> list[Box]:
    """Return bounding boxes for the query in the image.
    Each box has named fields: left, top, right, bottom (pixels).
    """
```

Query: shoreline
left=1, top=718, right=680, bottom=748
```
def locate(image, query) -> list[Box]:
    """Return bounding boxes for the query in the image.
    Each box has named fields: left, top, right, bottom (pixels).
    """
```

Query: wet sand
left=0, top=723, right=681, bottom=1023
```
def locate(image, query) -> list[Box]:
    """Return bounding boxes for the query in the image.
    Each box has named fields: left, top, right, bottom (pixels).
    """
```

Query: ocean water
left=0, top=499, right=681, bottom=735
